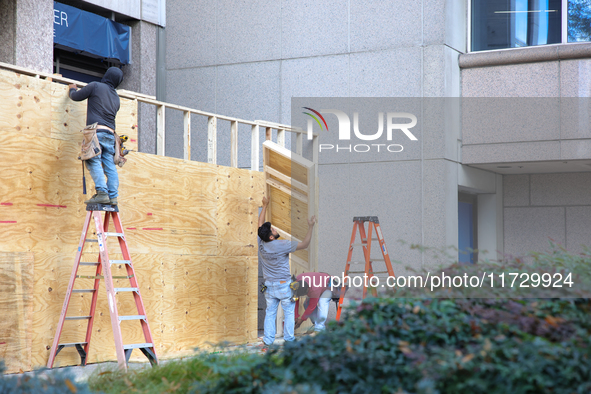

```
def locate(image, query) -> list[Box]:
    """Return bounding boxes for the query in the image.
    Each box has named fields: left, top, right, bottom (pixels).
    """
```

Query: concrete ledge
left=462, top=141, right=561, bottom=164
left=459, top=43, right=591, bottom=69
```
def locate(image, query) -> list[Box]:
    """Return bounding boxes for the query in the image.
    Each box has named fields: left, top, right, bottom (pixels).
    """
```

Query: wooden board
left=0, top=69, right=264, bottom=371
left=263, top=141, right=316, bottom=272
left=0, top=252, right=34, bottom=373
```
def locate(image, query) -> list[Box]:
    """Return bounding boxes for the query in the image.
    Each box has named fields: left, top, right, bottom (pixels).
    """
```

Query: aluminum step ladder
left=47, top=203, right=158, bottom=371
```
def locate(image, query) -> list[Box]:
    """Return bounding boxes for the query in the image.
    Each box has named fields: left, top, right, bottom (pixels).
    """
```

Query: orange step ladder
left=336, top=216, right=396, bottom=321
left=47, top=203, right=158, bottom=371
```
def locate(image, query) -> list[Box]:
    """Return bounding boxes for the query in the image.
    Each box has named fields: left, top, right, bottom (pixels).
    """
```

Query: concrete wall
left=119, top=21, right=159, bottom=154
left=165, top=0, right=467, bottom=261
left=461, top=45, right=591, bottom=257
left=164, top=0, right=466, bottom=165
left=0, top=0, right=16, bottom=65
left=503, top=173, right=591, bottom=257
left=461, top=47, right=591, bottom=165
left=0, top=0, right=53, bottom=73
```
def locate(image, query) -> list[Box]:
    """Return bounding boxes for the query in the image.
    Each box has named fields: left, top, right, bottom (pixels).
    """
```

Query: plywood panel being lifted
left=0, top=68, right=264, bottom=372
left=263, top=141, right=316, bottom=272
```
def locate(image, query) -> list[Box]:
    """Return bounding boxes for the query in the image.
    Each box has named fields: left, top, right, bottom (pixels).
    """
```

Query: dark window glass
left=472, top=0, right=561, bottom=51
left=568, top=0, right=591, bottom=42
left=458, top=193, right=478, bottom=264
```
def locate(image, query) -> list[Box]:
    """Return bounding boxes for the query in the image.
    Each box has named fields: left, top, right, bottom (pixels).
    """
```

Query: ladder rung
left=85, top=239, right=98, bottom=243
left=349, top=260, right=385, bottom=265
left=65, top=316, right=91, bottom=320
left=72, top=289, right=96, bottom=293
left=346, top=271, right=390, bottom=275
left=351, top=243, right=368, bottom=247
left=110, top=260, right=132, bottom=265
left=76, top=275, right=134, bottom=279
left=119, top=315, right=146, bottom=321
left=114, top=287, right=139, bottom=292
left=58, top=342, right=88, bottom=347
left=105, top=232, right=124, bottom=237
left=80, top=262, right=99, bottom=266
left=123, top=343, right=153, bottom=350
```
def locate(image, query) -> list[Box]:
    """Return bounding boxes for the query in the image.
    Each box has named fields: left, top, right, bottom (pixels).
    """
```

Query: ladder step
left=85, top=239, right=98, bottom=243
left=72, top=289, right=96, bottom=293
left=65, top=316, right=91, bottom=320
left=351, top=243, right=368, bottom=247
left=347, top=271, right=390, bottom=275
left=123, top=343, right=153, bottom=350
left=114, top=287, right=139, bottom=293
left=76, top=275, right=102, bottom=279
left=349, top=260, right=385, bottom=265
left=110, top=260, right=132, bottom=265
left=119, top=315, right=146, bottom=321
left=105, top=232, right=125, bottom=237
left=80, top=262, right=99, bottom=266
left=58, top=342, right=88, bottom=347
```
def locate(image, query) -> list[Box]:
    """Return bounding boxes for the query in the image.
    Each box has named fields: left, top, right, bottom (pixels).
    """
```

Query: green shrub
left=195, top=246, right=591, bottom=394
left=90, top=246, right=591, bottom=394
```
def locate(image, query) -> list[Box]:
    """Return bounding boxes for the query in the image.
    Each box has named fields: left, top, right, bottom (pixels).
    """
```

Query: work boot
left=110, top=197, right=118, bottom=205
left=84, top=191, right=110, bottom=205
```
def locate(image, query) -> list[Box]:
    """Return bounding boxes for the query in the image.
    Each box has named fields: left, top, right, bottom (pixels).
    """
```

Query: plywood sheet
left=0, top=252, right=34, bottom=373
left=1, top=69, right=263, bottom=371
left=0, top=69, right=52, bottom=137
left=268, top=149, right=308, bottom=186
left=217, top=166, right=264, bottom=257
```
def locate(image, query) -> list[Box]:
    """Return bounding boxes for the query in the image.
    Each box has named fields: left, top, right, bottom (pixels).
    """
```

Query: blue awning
left=53, top=1, right=131, bottom=64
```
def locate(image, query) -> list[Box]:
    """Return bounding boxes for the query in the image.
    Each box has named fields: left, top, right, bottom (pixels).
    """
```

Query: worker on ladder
left=257, top=196, right=315, bottom=347
left=68, top=67, right=124, bottom=206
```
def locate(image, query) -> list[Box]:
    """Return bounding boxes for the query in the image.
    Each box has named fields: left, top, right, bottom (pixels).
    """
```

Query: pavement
left=9, top=332, right=286, bottom=384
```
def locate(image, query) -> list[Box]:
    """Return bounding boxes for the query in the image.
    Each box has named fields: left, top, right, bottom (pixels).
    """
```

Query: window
left=458, top=193, right=478, bottom=264
left=471, top=0, right=591, bottom=52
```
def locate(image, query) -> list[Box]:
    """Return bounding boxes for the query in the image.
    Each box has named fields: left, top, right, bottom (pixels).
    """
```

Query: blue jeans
left=308, top=290, right=332, bottom=331
left=85, top=131, right=119, bottom=198
left=263, top=280, right=295, bottom=345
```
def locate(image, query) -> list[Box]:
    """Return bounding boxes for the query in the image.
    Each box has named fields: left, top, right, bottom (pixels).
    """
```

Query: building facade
left=6, top=0, right=591, bottom=322
left=164, top=0, right=591, bottom=277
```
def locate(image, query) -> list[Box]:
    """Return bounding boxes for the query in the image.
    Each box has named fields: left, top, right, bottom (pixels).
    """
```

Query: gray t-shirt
left=258, top=236, right=298, bottom=282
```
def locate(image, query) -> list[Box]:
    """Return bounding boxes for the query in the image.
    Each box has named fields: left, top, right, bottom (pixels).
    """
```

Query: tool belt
left=78, top=123, right=101, bottom=161
left=289, top=275, right=301, bottom=302
left=78, top=123, right=127, bottom=167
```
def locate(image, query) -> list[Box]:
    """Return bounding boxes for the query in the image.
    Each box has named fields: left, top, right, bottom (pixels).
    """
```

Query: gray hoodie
left=69, top=67, right=124, bottom=130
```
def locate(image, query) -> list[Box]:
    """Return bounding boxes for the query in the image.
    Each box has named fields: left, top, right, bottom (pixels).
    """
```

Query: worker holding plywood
left=258, top=196, right=316, bottom=347
left=68, top=67, right=124, bottom=205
